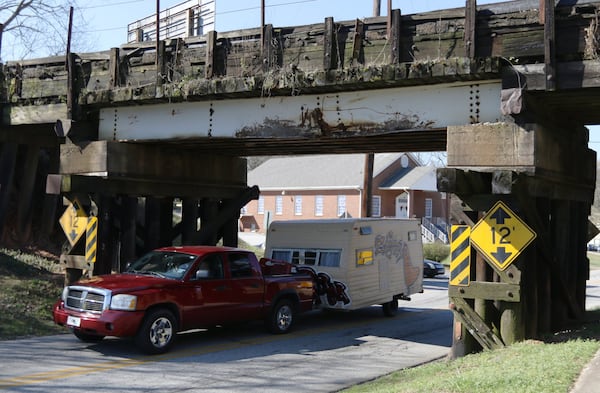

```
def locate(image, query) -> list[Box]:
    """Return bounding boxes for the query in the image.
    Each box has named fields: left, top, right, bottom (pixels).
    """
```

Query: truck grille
left=65, top=287, right=108, bottom=313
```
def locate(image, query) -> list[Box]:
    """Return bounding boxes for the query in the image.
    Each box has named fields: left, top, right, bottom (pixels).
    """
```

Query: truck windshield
left=126, top=251, right=197, bottom=280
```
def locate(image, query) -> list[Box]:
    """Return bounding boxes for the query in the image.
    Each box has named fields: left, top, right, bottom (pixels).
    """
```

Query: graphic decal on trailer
left=374, top=231, right=421, bottom=290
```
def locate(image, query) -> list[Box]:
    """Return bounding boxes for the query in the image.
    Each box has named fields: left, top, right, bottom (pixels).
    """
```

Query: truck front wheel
left=135, top=309, right=177, bottom=354
left=268, top=299, right=295, bottom=334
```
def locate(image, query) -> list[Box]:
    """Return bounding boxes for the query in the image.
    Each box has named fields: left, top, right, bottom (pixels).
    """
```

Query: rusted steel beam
left=465, top=0, right=477, bottom=58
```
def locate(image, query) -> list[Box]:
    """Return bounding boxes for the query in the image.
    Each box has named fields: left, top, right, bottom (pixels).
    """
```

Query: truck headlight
left=110, top=294, right=137, bottom=311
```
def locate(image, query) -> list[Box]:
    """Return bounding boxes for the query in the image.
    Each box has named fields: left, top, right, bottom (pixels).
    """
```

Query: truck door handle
left=250, top=283, right=260, bottom=288
left=215, top=285, right=229, bottom=291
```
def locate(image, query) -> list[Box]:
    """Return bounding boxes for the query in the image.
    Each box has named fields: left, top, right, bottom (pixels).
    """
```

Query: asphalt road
left=0, top=276, right=452, bottom=393
left=2, top=270, right=599, bottom=393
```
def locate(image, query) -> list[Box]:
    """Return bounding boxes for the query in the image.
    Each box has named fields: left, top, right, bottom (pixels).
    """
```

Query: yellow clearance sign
left=59, top=198, right=88, bottom=247
left=470, top=201, right=536, bottom=271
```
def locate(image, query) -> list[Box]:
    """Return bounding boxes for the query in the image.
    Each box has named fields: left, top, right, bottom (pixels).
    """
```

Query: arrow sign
left=491, top=247, right=512, bottom=264
left=490, top=207, right=511, bottom=225
left=470, top=201, right=536, bottom=271
left=59, top=198, right=88, bottom=247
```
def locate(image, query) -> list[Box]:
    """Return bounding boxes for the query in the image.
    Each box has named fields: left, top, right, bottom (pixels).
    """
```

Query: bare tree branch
left=1, top=0, right=87, bottom=61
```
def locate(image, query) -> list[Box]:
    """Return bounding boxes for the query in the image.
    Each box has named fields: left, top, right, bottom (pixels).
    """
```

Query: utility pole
left=373, top=0, right=381, bottom=16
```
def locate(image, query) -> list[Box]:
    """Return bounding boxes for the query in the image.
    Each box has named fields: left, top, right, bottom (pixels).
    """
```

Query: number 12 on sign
left=470, top=201, right=536, bottom=271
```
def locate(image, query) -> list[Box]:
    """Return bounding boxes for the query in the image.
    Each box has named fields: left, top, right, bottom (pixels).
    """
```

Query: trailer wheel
left=268, top=299, right=295, bottom=334
left=382, top=299, right=398, bottom=317
left=135, top=308, right=177, bottom=354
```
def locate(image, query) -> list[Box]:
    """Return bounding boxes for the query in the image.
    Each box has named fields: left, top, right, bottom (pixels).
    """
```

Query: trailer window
left=291, top=250, right=301, bottom=264
left=304, top=250, right=317, bottom=265
left=319, top=251, right=341, bottom=267
left=270, top=249, right=341, bottom=267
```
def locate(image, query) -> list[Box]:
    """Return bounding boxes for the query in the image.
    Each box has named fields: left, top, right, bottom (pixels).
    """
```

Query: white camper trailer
left=264, top=218, right=424, bottom=316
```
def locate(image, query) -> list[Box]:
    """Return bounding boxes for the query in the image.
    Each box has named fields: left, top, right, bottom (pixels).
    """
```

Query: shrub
left=423, top=242, right=450, bottom=262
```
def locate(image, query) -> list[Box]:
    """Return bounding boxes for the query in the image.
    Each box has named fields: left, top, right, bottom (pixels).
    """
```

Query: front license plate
left=67, top=316, right=81, bottom=327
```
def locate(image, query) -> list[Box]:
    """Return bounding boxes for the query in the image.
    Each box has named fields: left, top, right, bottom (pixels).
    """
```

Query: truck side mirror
left=195, top=269, right=210, bottom=280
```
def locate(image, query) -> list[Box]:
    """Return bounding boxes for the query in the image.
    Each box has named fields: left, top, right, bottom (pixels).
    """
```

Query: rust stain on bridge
left=235, top=107, right=435, bottom=139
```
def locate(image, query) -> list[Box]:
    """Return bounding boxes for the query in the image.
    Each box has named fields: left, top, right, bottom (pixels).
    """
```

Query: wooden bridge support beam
left=182, top=198, right=200, bottom=245
left=441, top=120, right=595, bottom=356
left=119, top=196, right=138, bottom=271
left=15, top=144, right=40, bottom=243
left=0, top=142, right=17, bottom=242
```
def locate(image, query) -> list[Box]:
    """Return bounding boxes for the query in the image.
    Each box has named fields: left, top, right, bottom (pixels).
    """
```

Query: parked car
left=423, top=259, right=445, bottom=278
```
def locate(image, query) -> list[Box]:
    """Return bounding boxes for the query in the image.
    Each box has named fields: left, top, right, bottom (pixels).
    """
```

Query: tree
left=0, top=0, right=87, bottom=61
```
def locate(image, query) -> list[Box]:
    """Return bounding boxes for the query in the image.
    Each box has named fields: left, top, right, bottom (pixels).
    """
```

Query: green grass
left=0, top=249, right=64, bottom=340
left=343, top=311, right=600, bottom=393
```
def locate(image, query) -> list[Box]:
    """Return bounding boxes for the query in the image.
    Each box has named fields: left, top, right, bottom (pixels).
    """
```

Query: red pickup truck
left=53, top=246, right=315, bottom=354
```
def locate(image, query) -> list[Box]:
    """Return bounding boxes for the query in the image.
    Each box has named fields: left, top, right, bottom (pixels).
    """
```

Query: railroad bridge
left=1, top=0, right=600, bottom=355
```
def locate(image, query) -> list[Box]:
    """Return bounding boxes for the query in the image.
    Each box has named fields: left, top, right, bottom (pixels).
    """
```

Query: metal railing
left=421, top=217, right=448, bottom=243
left=127, top=0, right=215, bottom=43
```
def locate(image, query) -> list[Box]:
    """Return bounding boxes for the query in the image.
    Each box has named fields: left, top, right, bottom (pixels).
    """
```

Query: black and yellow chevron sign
left=450, top=225, right=471, bottom=286
left=86, top=217, right=98, bottom=264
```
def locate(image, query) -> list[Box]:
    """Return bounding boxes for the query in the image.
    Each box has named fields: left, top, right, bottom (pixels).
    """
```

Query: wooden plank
left=465, top=0, right=477, bottom=58
left=62, top=254, right=93, bottom=271
left=205, top=30, right=216, bottom=78
left=59, top=141, right=247, bottom=186
left=156, top=40, right=166, bottom=90
left=57, top=175, right=248, bottom=199
left=541, top=0, right=556, bottom=90
left=0, top=142, right=18, bottom=240
left=109, top=47, right=120, bottom=88
left=262, top=24, right=274, bottom=71
left=119, top=196, right=137, bottom=271
left=14, top=63, right=23, bottom=98
left=351, top=19, right=364, bottom=65
left=4, top=103, right=68, bottom=125
left=389, top=9, right=401, bottom=64
left=437, top=167, right=492, bottom=195
left=323, top=17, right=336, bottom=70
left=450, top=297, right=505, bottom=350
left=449, top=281, right=521, bottom=302
left=16, top=144, right=40, bottom=242
left=516, top=189, right=584, bottom=320
left=182, top=198, right=200, bottom=245
left=447, top=123, right=536, bottom=169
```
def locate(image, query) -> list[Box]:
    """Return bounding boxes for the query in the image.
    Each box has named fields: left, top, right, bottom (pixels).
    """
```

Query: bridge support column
left=53, top=140, right=257, bottom=282
left=440, top=120, right=595, bottom=357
